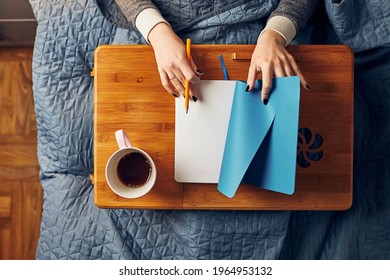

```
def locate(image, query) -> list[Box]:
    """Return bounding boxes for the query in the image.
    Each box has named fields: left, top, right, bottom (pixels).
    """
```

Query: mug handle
left=115, top=129, right=132, bottom=149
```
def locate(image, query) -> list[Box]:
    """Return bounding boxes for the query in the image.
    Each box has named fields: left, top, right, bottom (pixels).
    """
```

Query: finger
left=273, top=60, right=287, bottom=78
left=246, top=63, right=258, bottom=92
left=180, top=60, right=200, bottom=84
left=172, top=68, right=186, bottom=88
left=188, top=59, right=201, bottom=101
left=190, top=58, right=204, bottom=77
left=289, top=58, right=310, bottom=90
left=261, top=64, right=273, bottom=105
left=283, top=62, right=295, bottom=77
left=189, top=85, right=198, bottom=102
left=187, top=73, right=198, bottom=102
left=170, top=75, right=185, bottom=96
left=172, top=68, right=197, bottom=98
left=159, top=70, right=178, bottom=97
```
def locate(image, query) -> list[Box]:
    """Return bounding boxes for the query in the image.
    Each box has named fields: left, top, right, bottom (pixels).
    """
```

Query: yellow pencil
left=184, top=38, right=191, bottom=114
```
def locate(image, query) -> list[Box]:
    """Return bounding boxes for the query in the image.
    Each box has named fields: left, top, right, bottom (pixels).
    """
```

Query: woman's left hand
left=246, top=29, right=310, bottom=104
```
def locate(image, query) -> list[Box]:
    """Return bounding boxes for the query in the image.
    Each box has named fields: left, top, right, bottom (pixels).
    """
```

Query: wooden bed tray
left=92, top=44, right=353, bottom=210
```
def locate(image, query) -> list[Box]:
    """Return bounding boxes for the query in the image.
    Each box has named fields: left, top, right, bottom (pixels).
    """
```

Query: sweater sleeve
left=115, top=0, right=319, bottom=45
left=264, top=0, right=320, bottom=46
left=270, top=0, right=320, bottom=33
left=114, top=0, right=158, bottom=30
left=115, top=0, right=170, bottom=41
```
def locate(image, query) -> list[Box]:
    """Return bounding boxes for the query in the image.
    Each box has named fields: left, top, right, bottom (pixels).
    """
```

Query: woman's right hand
left=148, top=22, right=202, bottom=100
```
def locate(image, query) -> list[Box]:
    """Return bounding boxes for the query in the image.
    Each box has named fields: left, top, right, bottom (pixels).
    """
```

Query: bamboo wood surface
left=93, top=44, right=353, bottom=210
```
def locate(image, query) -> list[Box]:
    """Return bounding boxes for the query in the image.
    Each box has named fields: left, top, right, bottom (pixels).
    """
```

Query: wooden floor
left=0, top=48, right=43, bottom=259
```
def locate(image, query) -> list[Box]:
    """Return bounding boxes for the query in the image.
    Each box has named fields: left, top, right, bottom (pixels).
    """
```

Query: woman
left=115, top=0, right=318, bottom=104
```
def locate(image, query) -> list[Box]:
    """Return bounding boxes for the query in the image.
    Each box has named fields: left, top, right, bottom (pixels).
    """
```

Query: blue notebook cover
left=217, top=77, right=300, bottom=197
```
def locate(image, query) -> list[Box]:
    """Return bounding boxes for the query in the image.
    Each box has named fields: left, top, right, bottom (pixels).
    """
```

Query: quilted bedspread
left=29, top=0, right=390, bottom=259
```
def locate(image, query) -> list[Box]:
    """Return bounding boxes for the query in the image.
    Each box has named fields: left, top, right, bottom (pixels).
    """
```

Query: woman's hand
left=246, top=30, right=309, bottom=104
left=148, top=22, right=202, bottom=100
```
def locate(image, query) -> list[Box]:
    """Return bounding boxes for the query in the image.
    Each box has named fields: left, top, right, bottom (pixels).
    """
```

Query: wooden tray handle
left=232, top=52, right=252, bottom=60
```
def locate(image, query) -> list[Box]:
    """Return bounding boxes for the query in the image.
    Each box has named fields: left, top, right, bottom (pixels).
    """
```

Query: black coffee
left=117, top=152, right=152, bottom=188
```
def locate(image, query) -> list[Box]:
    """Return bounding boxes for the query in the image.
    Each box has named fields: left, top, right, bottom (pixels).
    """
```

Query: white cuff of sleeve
left=135, top=8, right=170, bottom=43
left=261, top=16, right=296, bottom=46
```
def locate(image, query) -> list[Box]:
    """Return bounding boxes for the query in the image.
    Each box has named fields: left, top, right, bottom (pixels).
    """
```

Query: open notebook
left=175, top=77, right=300, bottom=197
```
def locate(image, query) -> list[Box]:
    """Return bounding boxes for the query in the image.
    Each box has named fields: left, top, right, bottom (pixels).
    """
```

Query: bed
left=29, top=0, right=390, bottom=259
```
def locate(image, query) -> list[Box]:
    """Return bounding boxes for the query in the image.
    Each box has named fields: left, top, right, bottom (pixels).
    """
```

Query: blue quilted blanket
left=30, top=0, right=390, bottom=259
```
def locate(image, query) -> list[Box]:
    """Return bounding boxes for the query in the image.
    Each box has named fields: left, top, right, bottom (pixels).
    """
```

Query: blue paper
left=217, top=77, right=300, bottom=197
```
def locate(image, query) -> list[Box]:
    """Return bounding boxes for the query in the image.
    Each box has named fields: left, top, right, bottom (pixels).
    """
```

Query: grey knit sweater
left=115, top=0, right=319, bottom=33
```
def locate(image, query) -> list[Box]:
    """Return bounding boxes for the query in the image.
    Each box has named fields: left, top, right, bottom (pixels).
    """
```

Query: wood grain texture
left=0, top=48, right=42, bottom=259
left=0, top=196, right=11, bottom=218
left=94, top=45, right=353, bottom=210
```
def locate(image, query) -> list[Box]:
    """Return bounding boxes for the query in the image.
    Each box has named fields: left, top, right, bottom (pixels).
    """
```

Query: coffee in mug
left=105, top=130, right=157, bottom=198
left=117, top=152, right=152, bottom=188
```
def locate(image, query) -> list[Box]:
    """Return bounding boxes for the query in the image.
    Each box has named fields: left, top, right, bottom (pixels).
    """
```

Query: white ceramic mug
left=105, top=129, right=157, bottom=198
